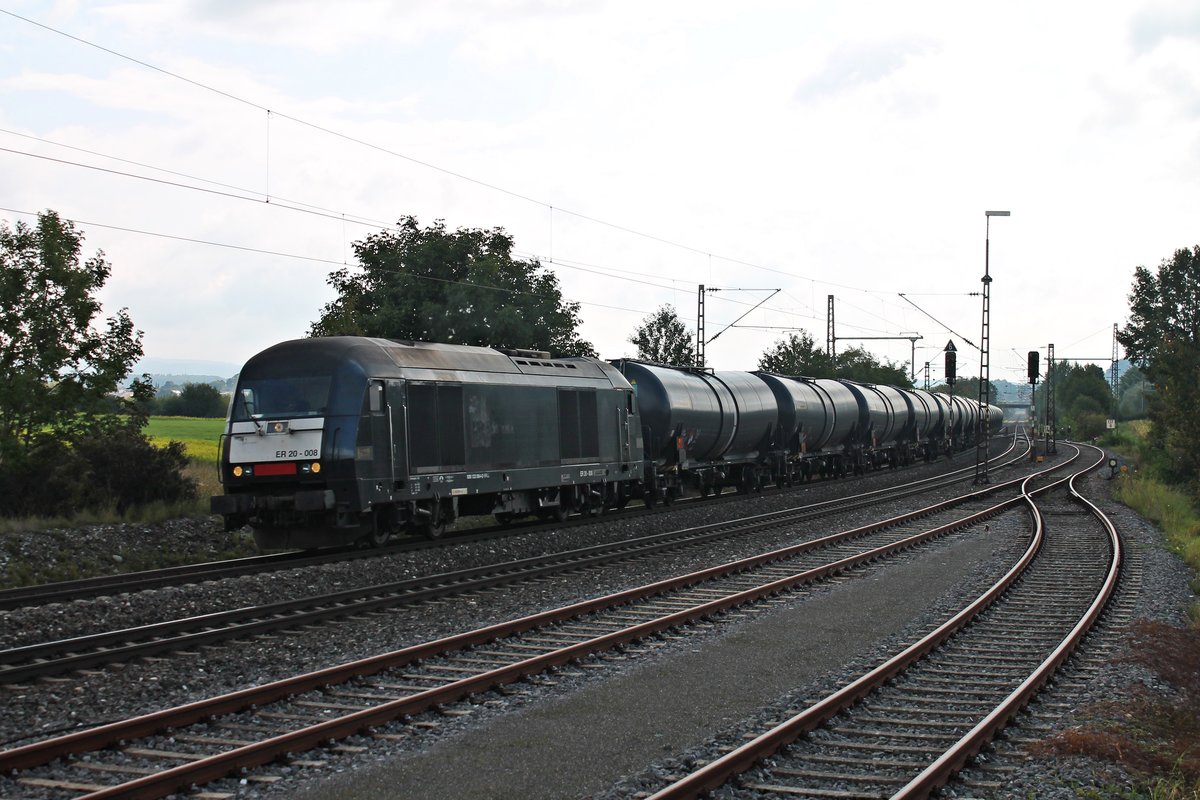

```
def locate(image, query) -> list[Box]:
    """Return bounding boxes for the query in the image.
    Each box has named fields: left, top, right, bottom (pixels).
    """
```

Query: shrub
left=0, top=428, right=196, bottom=518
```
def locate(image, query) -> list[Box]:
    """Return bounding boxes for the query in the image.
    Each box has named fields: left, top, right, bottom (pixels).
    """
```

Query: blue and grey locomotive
left=211, top=336, right=1005, bottom=549
left=211, top=337, right=641, bottom=549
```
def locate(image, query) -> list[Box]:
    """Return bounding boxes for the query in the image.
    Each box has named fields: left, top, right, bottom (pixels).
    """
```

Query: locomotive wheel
left=494, top=512, right=514, bottom=526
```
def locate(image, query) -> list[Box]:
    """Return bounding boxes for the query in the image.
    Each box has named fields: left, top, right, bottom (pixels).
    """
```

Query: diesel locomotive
left=210, top=337, right=1004, bottom=549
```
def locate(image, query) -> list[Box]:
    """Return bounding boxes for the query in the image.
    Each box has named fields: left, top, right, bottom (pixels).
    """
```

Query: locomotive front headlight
left=311, top=462, right=321, bottom=474
left=233, top=465, right=244, bottom=477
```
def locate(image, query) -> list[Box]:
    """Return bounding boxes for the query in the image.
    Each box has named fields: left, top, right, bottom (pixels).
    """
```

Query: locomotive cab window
left=369, top=381, right=385, bottom=413
left=231, top=376, right=331, bottom=420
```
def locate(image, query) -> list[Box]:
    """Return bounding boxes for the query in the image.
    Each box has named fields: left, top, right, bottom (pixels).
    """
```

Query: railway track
left=0, top=440, right=1030, bottom=685
left=0, top=442, right=1082, bottom=798
left=647, top=442, right=1117, bottom=799
left=0, top=436, right=1020, bottom=611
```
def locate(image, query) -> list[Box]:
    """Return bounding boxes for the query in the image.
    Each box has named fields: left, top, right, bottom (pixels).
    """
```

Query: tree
left=836, top=346, right=913, bottom=387
left=932, top=376, right=998, bottom=401
left=0, top=211, right=196, bottom=516
left=160, top=382, right=227, bottom=418
left=630, top=305, right=696, bottom=365
left=311, top=216, right=594, bottom=357
left=758, top=330, right=834, bottom=377
left=1116, top=245, right=1200, bottom=487
left=0, top=211, right=145, bottom=457
left=1117, top=365, right=1151, bottom=420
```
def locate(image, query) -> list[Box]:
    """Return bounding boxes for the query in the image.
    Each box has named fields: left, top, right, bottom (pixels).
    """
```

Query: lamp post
left=975, top=209, right=1010, bottom=484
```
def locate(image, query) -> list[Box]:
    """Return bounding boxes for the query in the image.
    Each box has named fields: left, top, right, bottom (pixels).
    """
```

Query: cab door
left=359, top=380, right=395, bottom=493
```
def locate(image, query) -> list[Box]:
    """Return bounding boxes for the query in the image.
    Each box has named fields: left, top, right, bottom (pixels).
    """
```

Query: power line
left=3, top=6, right=908, bottom=299
left=0, top=206, right=652, bottom=317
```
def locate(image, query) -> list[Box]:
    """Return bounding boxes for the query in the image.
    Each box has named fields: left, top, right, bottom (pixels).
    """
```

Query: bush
left=0, top=428, right=197, bottom=518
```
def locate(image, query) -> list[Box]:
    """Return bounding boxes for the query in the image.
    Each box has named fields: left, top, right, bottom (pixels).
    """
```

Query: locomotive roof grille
left=513, top=359, right=577, bottom=369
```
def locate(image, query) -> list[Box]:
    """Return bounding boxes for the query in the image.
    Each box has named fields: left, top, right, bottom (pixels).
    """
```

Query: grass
left=1039, top=420, right=1200, bottom=798
left=1105, top=420, right=1200, bottom=601
left=1113, top=477, right=1200, bottom=595
left=1031, top=620, right=1200, bottom=798
left=144, top=415, right=224, bottom=465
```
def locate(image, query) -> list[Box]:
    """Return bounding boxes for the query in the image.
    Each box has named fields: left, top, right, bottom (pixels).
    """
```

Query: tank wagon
left=212, top=337, right=1006, bottom=549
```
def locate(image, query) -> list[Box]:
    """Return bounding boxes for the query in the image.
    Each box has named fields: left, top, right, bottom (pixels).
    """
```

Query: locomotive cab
left=211, top=339, right=378, bottom=549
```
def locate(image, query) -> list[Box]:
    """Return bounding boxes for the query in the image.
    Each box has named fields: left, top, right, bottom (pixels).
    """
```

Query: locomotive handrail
left=215, top=432, right=229, bottom=486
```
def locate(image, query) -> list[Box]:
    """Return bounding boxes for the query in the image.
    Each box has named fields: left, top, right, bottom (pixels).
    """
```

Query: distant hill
left=133, top=357, right=240, bottom=380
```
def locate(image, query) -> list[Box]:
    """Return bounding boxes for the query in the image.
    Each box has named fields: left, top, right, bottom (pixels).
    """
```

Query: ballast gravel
left=0, top=449, right=1195, bottom=800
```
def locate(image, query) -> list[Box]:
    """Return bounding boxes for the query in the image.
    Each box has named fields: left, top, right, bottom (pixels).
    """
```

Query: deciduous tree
left=629, top=305, right=696, bottom=365
left=1116, top=245, right=1200, bottom=487
left=0, top=211, right=195, bottom=516
left=311, top=216, right=594, bottom=357
left=0, top=211, right=145, bottom=456
left=758, top=330, right=833, bottom=377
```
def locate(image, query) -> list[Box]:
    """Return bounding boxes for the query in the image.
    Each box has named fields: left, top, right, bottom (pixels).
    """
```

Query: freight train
left=210, top=337, right=1004, bottom=549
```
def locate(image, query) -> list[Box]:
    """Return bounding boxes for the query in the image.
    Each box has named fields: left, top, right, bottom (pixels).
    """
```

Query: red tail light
left=255, top=462, right=298, bottom=476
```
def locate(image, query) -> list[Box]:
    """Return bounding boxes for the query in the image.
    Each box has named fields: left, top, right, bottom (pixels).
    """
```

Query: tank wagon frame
left=211, top=338, right=1005, bottom=549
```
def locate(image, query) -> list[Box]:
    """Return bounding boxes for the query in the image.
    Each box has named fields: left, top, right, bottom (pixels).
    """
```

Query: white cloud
left=1, top=0, right=1197, bottom=376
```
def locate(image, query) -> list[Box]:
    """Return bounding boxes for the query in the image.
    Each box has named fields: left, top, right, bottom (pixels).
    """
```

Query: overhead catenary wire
left=0, top=206, right=652, bottom=317
left=3, top=7, right=930, bottom=308
left=1, top=8, right=987, bottom=358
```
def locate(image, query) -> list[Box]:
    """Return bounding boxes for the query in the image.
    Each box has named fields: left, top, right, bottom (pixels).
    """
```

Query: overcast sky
left=3, top=1, right=1198, bottom=381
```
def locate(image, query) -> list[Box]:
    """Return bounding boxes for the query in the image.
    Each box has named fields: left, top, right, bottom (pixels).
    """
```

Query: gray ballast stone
left=290, top=525, right=1007, bottom=800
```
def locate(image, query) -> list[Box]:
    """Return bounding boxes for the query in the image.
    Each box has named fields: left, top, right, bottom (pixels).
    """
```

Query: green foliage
left=1111, top=468, right=1200, bottom=582
left=0, top=211, right=149, bottom=457
left=144, top=416, right=224, bottom=464
left=931, top=376, right=999, bottom=400
left=1118, top=365, right=1152, bottom=420
left=630, top=304, right=696, bottom=366
left=758, top=334, right=911, bottom=386
left=758, top=330, right=834, bottom=376
left=1033, top=362, right=1115, bottom=439
left=0, top=211, right=196, bottom=519
left=311, top=215, right=594, bottom=357
left=836, top=346, right=912, bottom=387
left=0, top=428, right=197, bottom=518
left=157, top=382, right=227, bottom=417
left=1117, top=246, right=1200, bottom=494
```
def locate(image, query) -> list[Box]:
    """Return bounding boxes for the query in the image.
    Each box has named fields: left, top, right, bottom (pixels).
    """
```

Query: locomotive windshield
left=231, top=376, right=331, bottom=420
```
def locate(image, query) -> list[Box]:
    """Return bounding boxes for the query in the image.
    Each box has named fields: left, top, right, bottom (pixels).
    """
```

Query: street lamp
left=975, top=210, right=1010, bottom=484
